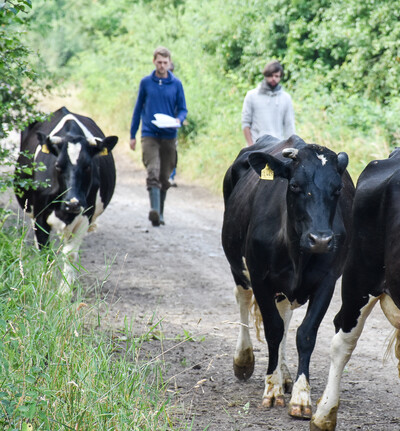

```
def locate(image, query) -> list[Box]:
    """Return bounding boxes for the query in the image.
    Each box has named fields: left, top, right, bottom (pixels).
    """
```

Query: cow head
left=37, top=131, right=118, bottom=214
left=248, top=141, right=348, bottom=254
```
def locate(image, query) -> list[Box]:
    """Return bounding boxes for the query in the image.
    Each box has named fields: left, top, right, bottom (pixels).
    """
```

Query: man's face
left=266, top=72, right=282, bottom=88
left=153, top=55, right=171, bottom=78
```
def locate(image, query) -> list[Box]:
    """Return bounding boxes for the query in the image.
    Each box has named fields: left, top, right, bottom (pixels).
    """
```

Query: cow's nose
left=308, top=233, right=333, bottom=253
left=65, top=198, right=81, bottom=214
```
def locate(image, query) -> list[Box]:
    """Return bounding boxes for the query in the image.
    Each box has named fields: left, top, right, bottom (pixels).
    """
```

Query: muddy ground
left=73, top=143, right=399, bottom=431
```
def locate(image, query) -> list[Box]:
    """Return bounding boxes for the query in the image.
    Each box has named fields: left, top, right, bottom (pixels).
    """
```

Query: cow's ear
left=337, top=152, right=349, bottom=175
left=91, top=136, right=118, bottom=156
left=102, top=136, right=118, bottom=152
left=248, top=152, right=290, bottom=180
left=36, top=131, right=60, bottom=156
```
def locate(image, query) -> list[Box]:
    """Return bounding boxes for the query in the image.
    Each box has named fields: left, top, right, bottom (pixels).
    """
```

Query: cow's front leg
left=254, top=289, right=286, bottom=408
left=50, top=214, right=89, bottom=293
left=275, top=295, right=294, bottom=393
left=33, top=214, right=51, bottom=249
left=310, top=295, right=379, bottom=430
left=289, top=281, right=336, bottom=419
left=233, top=285, right=255, bottom=380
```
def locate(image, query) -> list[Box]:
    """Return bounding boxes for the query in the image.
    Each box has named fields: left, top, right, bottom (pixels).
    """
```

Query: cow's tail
left=396, top=329, right=400, bottom=378
left=383, top=329, right=400, bottom=378
left=250, top=297, right=264, bottom=343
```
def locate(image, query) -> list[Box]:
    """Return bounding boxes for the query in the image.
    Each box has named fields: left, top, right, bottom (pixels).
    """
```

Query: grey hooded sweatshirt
left=241, top=80, right=295, bottom=143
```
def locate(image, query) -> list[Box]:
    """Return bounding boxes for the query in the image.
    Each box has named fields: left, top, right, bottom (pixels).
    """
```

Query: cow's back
left=346, top=150, right=400, bottom=306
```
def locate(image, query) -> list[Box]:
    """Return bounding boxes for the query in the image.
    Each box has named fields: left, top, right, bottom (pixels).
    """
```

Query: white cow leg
left=233, top=285, right=255, bottom=380
left=59, top=216, right=89, bottom=293
left=276, top=297, right=293, bottom=393
left=311, top=296, right=379, bottom=431
left=261, top=297, right=293, bottom=408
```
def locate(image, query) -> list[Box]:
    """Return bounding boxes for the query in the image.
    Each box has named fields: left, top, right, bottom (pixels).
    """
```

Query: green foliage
left=0, top=212, right=188, bottom=430
left=0, top=0, right=46, bottom=138
left=19, top=0, right=400, bottom=191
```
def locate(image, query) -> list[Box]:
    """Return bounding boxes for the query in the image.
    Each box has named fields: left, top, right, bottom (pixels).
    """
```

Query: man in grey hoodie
left=242, top=60, right=295, bottom=146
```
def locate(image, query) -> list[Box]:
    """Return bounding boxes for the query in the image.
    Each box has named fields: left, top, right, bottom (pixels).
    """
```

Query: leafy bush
left=19, top=0, right=400, bottom=191
left=0, top=0, right=46, bottom=138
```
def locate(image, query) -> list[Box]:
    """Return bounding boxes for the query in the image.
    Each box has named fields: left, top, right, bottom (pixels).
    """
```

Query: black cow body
left=15, top=106, right=118, bottom=288
left=311, top=149, right=400, bottom=430
left=222, top=135, right=354, bottom=419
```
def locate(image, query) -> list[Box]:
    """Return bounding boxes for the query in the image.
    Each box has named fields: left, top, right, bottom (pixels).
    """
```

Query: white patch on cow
left=289, top=373, right=311, bottom=406
left=67, top=142, right=81, bottom=165
left=234, top=285, right=254, bottom=369
left=88, top=191, right=104, bottom=232
left=275, top=296, right=293, bottom=390
left=34, top=145, right=41, bottom=161
left=312, top=295, right=380, bottom=428
left=45, top=210, right=90, bottom=292
left=49, top=113, right=101, bottom=141
left=242, top=257, right=251, bottom=283
left=46, top=211, right=67, bottom=234
left=263, top=369, right=285, bottom=402
left=317, top=153, right=327, bottom=166
left=290, top=300, right=302, bottom=310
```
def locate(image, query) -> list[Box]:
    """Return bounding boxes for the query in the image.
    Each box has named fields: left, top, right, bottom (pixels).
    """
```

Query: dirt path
left=74, top=144, right=398, bottom=430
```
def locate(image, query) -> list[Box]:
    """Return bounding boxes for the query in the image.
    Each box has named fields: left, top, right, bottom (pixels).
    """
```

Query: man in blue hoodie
left=130, top=46, right=188, bottom=226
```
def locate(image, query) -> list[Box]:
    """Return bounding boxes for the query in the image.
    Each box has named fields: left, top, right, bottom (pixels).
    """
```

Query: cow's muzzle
left=64, top=198, right=82, bottom=214
left=304, top=232, right=333, bottom=253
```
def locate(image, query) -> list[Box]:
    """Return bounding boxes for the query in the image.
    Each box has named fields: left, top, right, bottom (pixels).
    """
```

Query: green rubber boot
left=160, top=190, right=167, bottom=225
left=148, top=187, right=161, bottom=227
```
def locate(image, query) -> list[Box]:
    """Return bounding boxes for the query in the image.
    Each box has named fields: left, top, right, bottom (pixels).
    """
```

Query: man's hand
left=130, top=138, right=136, bottom=151
left=243, top=127, right=253, bottom=146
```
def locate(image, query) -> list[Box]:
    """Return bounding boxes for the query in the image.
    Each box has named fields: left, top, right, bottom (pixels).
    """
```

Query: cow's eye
left=55, top=163, right=62, bottom=172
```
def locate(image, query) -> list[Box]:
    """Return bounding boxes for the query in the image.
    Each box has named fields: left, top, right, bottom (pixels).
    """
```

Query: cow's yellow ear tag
left=41, top=144, right=50, bottom=154
left=99, top=148, right=108, bottom=156
left=260, top=164, right=274, bottom=180
left=22, top=423, right=33, bottom=431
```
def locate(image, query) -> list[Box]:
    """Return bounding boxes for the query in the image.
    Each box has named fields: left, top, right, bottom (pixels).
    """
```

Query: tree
left=0, top=0, right=46, bottom=140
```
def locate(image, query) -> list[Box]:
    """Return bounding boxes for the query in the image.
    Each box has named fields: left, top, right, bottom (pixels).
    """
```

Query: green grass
left=0, top=208, right=189, bottom=431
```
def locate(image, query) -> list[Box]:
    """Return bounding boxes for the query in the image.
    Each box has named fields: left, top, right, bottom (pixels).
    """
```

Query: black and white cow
left=15, top=106, right=118, bottom=288
left=311, top=149, right=400, bottom=431
left=221, top=135, right=354, bottom=419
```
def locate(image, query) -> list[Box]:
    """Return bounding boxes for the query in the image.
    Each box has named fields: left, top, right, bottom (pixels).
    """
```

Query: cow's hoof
left=149, top=210, right=161, bottom=227
left=309, top=417, right=336, bottom=431
left=288, top=403, right=312, bottom=420
left=262, top=395, right=285, bottom=408
left=309, top=408, right=338, bottom=430
left=233, top=352, right=255, bottom=381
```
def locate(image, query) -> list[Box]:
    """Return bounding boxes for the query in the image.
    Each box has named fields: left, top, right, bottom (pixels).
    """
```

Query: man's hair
left=153, top=46, right=171, bottom=60
left=263, top=60, right=284, bottom=78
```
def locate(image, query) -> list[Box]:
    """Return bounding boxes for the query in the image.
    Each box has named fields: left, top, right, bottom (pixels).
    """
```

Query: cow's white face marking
left=67, top=142, right=81, bottom=165
left=317, top=153, right=327, bottom=166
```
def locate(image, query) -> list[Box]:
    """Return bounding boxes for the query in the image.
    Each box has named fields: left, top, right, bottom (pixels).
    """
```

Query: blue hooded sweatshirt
left=130, top=70, right=188, bottom=140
